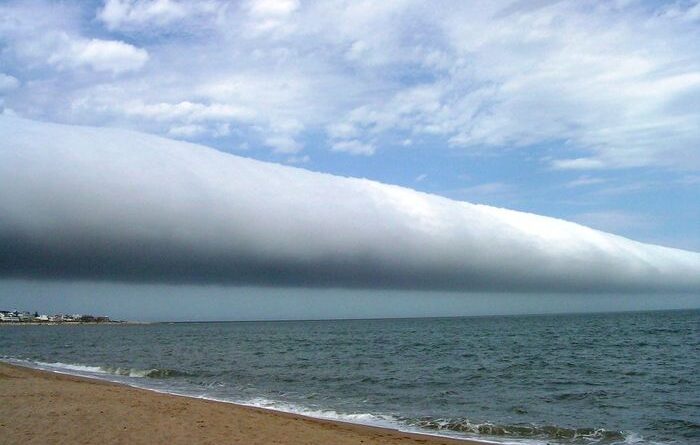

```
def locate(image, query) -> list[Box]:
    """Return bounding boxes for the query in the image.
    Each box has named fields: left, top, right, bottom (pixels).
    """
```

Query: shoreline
left=0, top=361, right=488, bottom=445
left=0, top=321, right=147, bottom=326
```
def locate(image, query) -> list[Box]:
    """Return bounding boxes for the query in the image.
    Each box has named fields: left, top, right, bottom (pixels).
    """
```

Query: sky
left=1, top=0, right=699, bottom=320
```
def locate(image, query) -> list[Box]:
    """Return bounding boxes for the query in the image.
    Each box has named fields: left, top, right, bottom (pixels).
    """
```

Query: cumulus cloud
left=97, top=0, right=226, bottom=30
left=121, top=101, right=255, bottom=123
left=1, top=116, right=699, bottom=292
left=98, top=0, right=186, bottom=29
left=48, top=37, right=149, bottom=74
left=2, top=0, right=700, bottom=165
left=246, top=0, right=299, bottom=33
left=0, top=2, right=149, bottom=77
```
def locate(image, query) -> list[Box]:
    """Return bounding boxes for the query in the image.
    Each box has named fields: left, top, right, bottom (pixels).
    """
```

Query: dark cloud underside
left=1, top=116, right=699, bottom=292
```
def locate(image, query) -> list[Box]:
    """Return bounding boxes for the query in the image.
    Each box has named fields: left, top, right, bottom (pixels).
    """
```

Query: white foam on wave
left=194, top=395, right=516, bottom=445
left=0, top=358, right=561, bottom=445
left=3, top=358, right=164, bottom=379
left=232, top=396, right=398, bottom=427
left=1, top=357, right=647, bottom=445
left=32, top=360, right=105, bottom=374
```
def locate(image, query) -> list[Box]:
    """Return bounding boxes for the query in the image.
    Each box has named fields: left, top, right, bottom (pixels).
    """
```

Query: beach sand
left=0, top=362, right=482, bottom=445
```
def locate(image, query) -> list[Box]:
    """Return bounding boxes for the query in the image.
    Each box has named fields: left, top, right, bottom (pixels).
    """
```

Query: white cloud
left=661, top=1, right=700, bottom=22
left=48, top=37, right=148, bottom=74
left=326, top=122, right=359, bottom=140
left=317, top=2, right=700, bottom=168
left=1, top=116, right=699, bottom=292
left=2, top=0, right=700, bottom=165
left=97, top=0, right=226, bottom=30
left=167, top=124, right=206, bottom=138
left=551, top=158, right=607, bottom=170
left=122, top=101, right=255, bottom=123
left=565, top=176, right=607, bottom=188
left=246, top=0, right=299, bottom=31
left=99, top=0, right=183, bottom=29
left=331, top=139, right=376, bottom=156
left=286, top=154, right=310, bottom=164
left=265, top=135, right=303, bottom=154
left=0, top=74, right=20, bottom=92
left=248, top=0, right=299, bottom=17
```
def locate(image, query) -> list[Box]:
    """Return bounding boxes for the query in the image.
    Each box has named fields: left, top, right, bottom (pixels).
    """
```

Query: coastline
left=0, top=321, right=146, bottom=326
left=0, top=362, right=486, bottom=445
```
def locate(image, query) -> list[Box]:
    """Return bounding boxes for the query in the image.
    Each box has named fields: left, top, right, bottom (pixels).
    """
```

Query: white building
left=0, top=311, right=20, bottom=322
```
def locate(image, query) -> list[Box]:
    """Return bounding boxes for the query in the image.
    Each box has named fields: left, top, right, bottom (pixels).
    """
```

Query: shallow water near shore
left=2, top=309, right=698, bottom=445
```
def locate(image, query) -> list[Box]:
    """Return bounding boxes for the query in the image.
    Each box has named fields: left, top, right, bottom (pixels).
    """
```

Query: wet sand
left=0, top=362, right=484, bottom=445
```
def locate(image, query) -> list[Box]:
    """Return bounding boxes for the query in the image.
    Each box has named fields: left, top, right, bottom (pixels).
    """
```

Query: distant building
left=0, top=311, right=20, bottom=322
left=1, top=309, right=115, bottom=323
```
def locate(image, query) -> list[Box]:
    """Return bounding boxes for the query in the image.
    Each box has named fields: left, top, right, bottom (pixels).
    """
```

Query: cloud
left=331, top=139, right=376, bottom=156
left=0, top=74, right=20, bottom=92
left=1, top=116, right=699, bottom=292
left=98, top=0, right=185, bottom=29
left=550, top=158, right=607, bottom=170
left=264, top=135, right=303, bottom=154
left=48, top=37, right=149, bottom=74
left=121, top=101, right=256, bottom=123
left=0, top=2, right=149, bottom=76
left=2, top=0, right=700, bottom=164
left=97, top=0, right=226, bottom=31
left=285, top=154, right=310, bottom=164
left=661, top=1, right=700, bottom=22
left=565, top=176, right=607, bottom=188
left=167, top=124, right=206, bottom=138
left=246, top=0, right=299, bottom=33
left=248, top=0, right=299, bottom=17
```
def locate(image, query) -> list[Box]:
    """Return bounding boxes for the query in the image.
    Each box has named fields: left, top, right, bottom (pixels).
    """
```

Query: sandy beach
left=0, top=362, right=481, bottom=445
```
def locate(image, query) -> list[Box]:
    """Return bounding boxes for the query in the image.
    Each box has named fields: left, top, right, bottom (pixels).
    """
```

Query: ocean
left=1, top=309, right=698, bottom=445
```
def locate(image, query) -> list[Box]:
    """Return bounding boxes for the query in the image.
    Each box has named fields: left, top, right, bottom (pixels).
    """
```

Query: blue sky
left=0, top=0, right=699, bottom=319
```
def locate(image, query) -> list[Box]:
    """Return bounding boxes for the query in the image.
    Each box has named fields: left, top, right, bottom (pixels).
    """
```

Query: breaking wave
left=0, top=357, right=654, bottom=445
left=403, top=417, right=628, bottom=443
left=16, top=359, right=189, bottom=379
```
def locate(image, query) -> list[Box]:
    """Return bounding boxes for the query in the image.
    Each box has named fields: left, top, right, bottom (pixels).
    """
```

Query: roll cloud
left=1, top=115, right=699, bottom=292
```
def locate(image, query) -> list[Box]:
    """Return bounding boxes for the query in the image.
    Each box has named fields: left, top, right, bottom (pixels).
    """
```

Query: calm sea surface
left=1, top=309, right=698, bottom=445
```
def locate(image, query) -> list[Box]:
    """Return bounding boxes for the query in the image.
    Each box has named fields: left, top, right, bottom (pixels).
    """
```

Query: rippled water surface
left=2, top=309, right=698, bottom=444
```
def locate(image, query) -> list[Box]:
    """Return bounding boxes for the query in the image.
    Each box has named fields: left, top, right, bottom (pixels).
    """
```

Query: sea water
left=1, top=309, right=698, bottom=444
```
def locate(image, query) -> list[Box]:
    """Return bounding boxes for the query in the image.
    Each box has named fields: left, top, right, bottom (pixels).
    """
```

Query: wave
left=234, top=396, right=398, bottom=427
left=100, top=366, right=190, bottom=379
left=13, top=359, right=189, bottom=379
left=402, top=417, right=629, bottom=443
left=227, top=398, right=638, bottom=445
left=3, top=357, right=646, bottom=445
